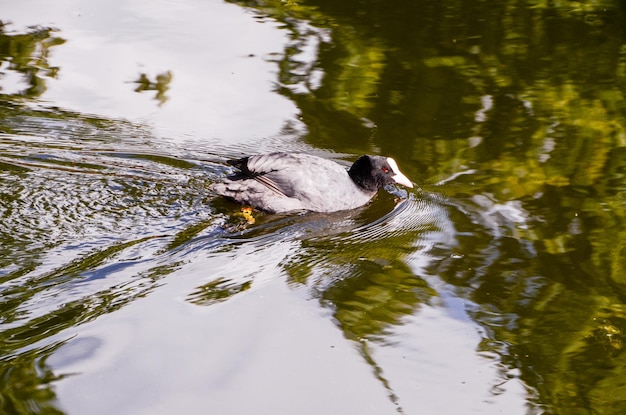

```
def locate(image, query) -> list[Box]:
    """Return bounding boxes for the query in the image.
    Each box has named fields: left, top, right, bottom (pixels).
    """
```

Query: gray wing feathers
left=211, top=153, right=374, bottom=213
left=244, top=153, right=342, bottom=198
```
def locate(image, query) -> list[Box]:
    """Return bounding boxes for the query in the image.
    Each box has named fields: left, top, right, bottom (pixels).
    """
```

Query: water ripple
left=1, top=121, right=453, bottom=369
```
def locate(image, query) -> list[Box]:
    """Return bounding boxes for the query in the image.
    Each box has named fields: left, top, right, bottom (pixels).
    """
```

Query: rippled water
left=1, top=109, right=527, bottom=413
left=3, top=0, right=626, bottom=414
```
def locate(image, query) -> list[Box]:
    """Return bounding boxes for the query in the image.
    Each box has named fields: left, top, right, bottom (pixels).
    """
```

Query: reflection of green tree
left=187, top=277, right=252, bottom=306
left=0, top=343, right=65, bottom=415
left=133, top=71, right=173, bottom=106
left=230, top=0, right=626, bottom=412
left=231, top=0, right=388, bottom=151
left=0, top=22, right=65, bottom=98
left=273, top=195, right=433, bottom=340
left=284, top=238, right=435, bottom=342
left=280, top=209, right=436, bottom=410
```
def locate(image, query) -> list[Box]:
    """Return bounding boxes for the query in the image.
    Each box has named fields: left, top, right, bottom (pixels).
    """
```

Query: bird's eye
left=382, top=166, right=389, bottom=173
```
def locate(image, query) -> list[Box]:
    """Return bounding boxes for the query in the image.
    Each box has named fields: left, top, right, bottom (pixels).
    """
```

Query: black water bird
left=210, top=152, right=413, bottom=213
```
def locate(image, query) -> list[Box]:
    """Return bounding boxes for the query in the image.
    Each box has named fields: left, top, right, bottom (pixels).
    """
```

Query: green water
left=2, top=0, right=626, bottom=413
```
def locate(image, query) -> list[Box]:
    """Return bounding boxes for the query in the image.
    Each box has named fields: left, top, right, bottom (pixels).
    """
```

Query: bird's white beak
left=386, top=157, right=413, bottom=188
left=392, top=172, right=413, bottom=188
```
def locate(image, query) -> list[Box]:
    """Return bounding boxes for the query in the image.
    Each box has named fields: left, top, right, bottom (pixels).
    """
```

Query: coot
left=210, top=153, right=413, bottom=213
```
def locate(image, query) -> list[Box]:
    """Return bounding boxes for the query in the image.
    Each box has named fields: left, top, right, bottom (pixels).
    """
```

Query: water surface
left=2, top=0, right=626, bottom=414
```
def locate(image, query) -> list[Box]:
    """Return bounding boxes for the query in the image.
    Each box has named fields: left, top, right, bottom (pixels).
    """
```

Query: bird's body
left=210, top=153, right=412, bottom=213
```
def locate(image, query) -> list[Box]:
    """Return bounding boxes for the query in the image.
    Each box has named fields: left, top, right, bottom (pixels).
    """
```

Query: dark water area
left=2, top=0, right=626, bottom=414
